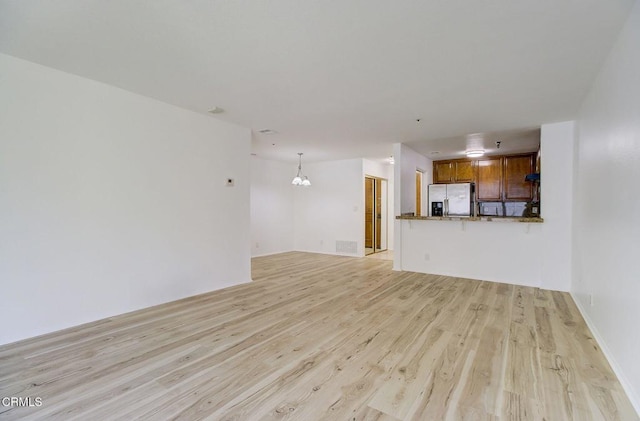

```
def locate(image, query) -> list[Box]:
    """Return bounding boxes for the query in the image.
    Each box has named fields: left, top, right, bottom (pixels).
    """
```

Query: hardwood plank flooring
left=0, top=252, right=637, bottom=420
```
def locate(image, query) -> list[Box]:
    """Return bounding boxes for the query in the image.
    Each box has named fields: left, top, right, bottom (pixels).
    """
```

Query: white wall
left=394, top=143, right=432, bottom=215
left=0, top=54, right=252, bottom=346
left=539, top=121, right=574, bottom=291
left=363, top=159, right=394, bottom=250
left=393, top=143, right=432, bottom=270
left=250, top=156, right=294, bottom=257
left=572, top=2, right=640, bottom=412
left=252, top=157, right=393, bottom=258
left=293, top=159, right=364, bottom=256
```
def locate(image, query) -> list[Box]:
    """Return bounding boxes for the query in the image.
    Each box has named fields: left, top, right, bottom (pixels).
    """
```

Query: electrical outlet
left=590, top=294, right=595, bottom=307
left=255, top=242, right=259, bottom=249
left=424, top=253, right=430, bottom=261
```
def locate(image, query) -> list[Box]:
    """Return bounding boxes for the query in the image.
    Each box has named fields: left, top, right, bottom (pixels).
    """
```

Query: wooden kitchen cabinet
left=433, top=161, right=453, bottom=183
left=433, top=159, right=475, bottom=183
left=476, top=157, right=503, bottom=201
left=432, top=152, right=536, bottom=202
left=454, top=160, right=474, bottom=182
left=504, top=154, right=534, bottom=200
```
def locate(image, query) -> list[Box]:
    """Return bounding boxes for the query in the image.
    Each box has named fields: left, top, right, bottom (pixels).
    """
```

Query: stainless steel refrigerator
left=428, top=183, right=475, bottom=217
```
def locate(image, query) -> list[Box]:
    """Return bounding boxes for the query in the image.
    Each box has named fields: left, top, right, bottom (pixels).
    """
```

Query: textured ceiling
left=0, top=0, right=635, bottom=162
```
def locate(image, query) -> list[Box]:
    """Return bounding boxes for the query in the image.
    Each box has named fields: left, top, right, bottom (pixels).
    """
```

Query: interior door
left=365, top=177, right=374, bottom=254
left=365, top=176, right=387, bottom=255
left=375, top=178, right=388, bottom=252
left=415, top=171, right=422, bottom=216
left=375, top=179, right=382, bottom=250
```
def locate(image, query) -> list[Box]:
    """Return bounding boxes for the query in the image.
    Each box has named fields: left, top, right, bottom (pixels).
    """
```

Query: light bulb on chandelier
left=292, top=153, right=311, bottom=186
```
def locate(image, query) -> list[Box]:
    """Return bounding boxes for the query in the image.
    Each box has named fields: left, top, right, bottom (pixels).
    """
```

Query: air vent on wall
left=258, top=129, right=278, bottom=135
left=336, top=240, right=358, bottom=255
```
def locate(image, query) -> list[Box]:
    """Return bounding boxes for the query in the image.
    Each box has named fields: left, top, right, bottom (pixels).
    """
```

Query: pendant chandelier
left=291, top=152, right=311, bottom=186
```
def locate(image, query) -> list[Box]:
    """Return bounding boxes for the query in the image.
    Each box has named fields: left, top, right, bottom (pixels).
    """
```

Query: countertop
left=396, top=215, right=544, bottom=223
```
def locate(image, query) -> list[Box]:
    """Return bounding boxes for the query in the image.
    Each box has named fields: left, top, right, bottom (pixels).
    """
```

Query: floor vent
left=336, top=240, right=358, bottom=254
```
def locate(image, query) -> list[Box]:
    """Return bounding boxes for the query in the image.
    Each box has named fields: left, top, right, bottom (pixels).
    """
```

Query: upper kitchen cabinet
left=433, top=161, right=453, bottom=183
left=433, top=159, right=475, bottom=183
left=454, top=160, right=474, bottom=182
left=504, top=154, right=534, bottom=200
left=431, top=152, right=537, bottom=202
left=476, top=157, right=503, bottom=201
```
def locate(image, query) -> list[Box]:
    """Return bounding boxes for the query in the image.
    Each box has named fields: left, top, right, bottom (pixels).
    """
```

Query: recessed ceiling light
left=208, top=107, right=224, bottom=114
left=258, top=129, right=278, bottom=135
left=465, top=149, right=485, bottom=158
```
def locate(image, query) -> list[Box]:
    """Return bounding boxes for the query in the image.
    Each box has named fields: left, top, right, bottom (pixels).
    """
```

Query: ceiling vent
left=258, top=129, right=278, bottom=135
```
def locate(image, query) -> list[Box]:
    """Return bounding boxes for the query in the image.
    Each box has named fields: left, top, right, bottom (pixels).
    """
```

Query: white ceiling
left=406, top=127, right=541, bottom=160
left=0, top=0, right=635, bottom=163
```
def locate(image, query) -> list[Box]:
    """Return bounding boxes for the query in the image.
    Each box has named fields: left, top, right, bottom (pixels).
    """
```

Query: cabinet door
left=476, top=157, right=503, bottom=201
left=454, top=160, right=474, bottom=182
left=504, top=154, right=534, bottom=200
left=433, top=161, right=452, bottom=183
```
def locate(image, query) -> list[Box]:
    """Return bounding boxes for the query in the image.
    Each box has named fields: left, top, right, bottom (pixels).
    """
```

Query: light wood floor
left=0, top=252, right=637, bottom=420
left=365, top=250, right=393, bottom=261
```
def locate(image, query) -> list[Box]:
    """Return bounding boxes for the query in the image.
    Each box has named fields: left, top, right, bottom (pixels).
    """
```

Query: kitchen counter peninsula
left=396, top=215, right=544, bottom=223
left=395, top=214, right=544, bottom=288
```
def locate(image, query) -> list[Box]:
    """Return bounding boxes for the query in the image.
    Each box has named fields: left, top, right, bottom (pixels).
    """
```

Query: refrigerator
left=428, top=183, right=475, bottom=217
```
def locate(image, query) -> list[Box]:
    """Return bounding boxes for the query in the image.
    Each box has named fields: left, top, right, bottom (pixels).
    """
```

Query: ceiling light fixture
left=388, top=156, right=395, bottom=165
left=291, top=153, right=311, bottom=187
left=208, top=107, right=224, bottom=114
left=465, top=149, right=485, bottom=158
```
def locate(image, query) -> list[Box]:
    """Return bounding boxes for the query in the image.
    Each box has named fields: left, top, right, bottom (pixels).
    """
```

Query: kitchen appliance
left=524, top=173, right=541, bottom=217
left=428, top=183, right=475, bottom=217
left=431, top=201, right=444, bottom=216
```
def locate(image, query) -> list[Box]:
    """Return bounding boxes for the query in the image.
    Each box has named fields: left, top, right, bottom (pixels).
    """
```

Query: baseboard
left=292, top=249, right=363, bottom=258
left=251, top=249, right=295, bottom=258
left=570, top=292, right=640, bottom=417
left=253, top=249, right=365, bottom=259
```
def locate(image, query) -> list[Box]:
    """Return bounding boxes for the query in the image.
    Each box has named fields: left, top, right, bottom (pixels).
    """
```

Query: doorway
left=365, top=176, right=388, bottom=256
left=416, top=170, right=423, bottom=216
